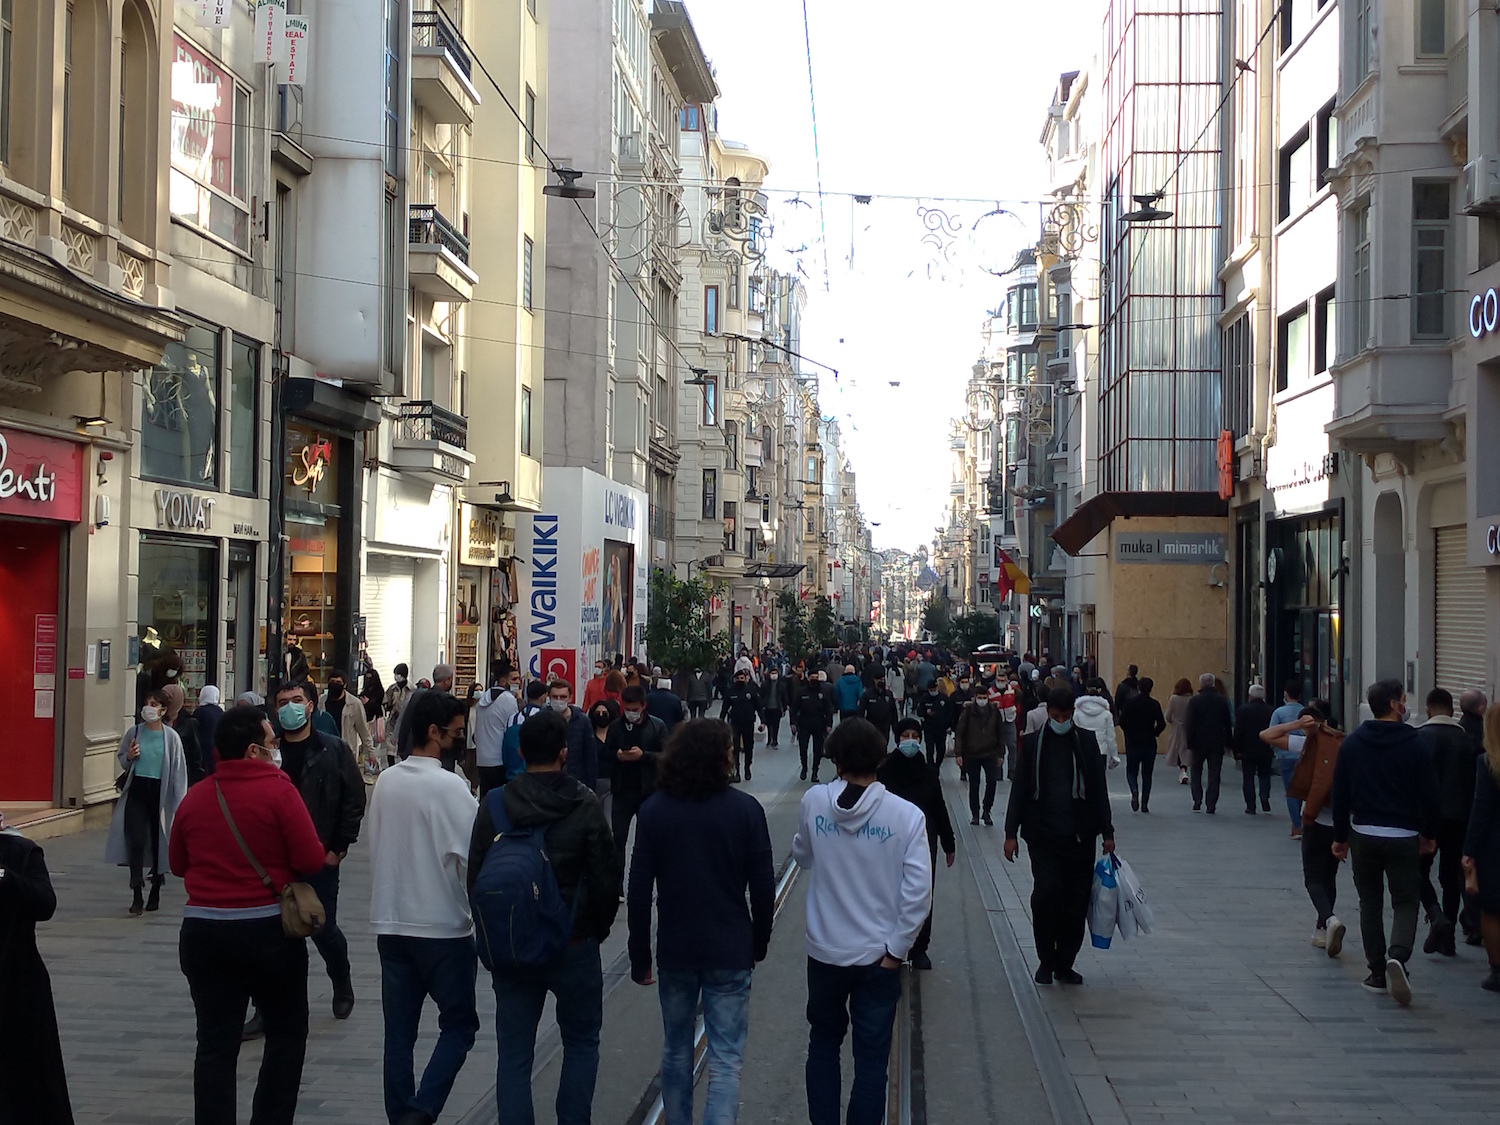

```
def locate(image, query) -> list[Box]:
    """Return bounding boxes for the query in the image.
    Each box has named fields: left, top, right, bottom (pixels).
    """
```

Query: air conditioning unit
left=1465, top=155, right=1500, bottom=214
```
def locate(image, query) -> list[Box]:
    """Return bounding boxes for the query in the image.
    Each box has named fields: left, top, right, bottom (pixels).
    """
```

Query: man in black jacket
left=914, top=684, right=951, bottom=769
left=646, top=676, right=688, bottom=735
left=1118, top=677, right=1166, bottom=813
left=857, top=674, right=900, bottom=748
left=721, top=669, right=762, bottom=782
left=881, top=718, right=957, bottom=970
left=1185, top=673, right=1234, bottom=813
left=469, top=709, right=618, bottom=1125
left=1331, top=678, right=1441, bottom=1004
left=1235, top=684, right=1275, bottom=815
left=791, top=671, right=834, bottom=782
left=260, top=680, right=365, bottom=1031
left=1417, top=687, right=1480, bottom=956
left=1003, top=688, right=1115, bottom=986
left=604, top=685, right=669, bottom=874
left=758, top=669, right=789, bottom=747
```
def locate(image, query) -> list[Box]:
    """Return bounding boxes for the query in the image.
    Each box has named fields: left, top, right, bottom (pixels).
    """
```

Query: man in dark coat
left=857, top=674, right=900, bottom=748
left=1185, top=673, right=1234, bottom=813
left=1003, top=687, right=1115, bottom=985
left=604, top=685, right=669, bottom=874
left=0, top=820, right=73, bottom=1125
left=879, top=718, right=956, bottom=971
left=720, top=670, right=762, bottom=782
left=758, top=669, right=790, bottom=747
left=1235, top=684, right=1275, bottom=815
left=1418, top=687, right=1482, bottom=955
left=914, top=684, right=951, bottom=769
left=790, top=671, right=834, bottom=782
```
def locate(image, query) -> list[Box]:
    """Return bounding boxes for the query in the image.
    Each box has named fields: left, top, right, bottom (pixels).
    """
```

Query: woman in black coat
left=0, top=821, right=73, bottom=1124
left=878, top=718, right=957, bottom=971
left=1462, top=706, right=1500, bottom=992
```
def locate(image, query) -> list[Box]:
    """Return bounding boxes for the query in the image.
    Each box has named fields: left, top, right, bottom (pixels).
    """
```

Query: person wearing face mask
left=955, top=688, right=1004, bottom=827
left=759, top=666, right=790, bottom=747
left=548, top=679, right=599, bottom=793
left=384, top=664, right=415, bottom=767
left=914, top=683, right=952, bottom=770
left=722, top=670, right=763, bottom=782
left=474, top=663, right=520, bottom=798
left=161, top=682, right=206, bottom=785
left=582, top=660, right=610, bottom=712
left=1003, top=687, right=1116, bottom=986
left=253, top=680, right=365, bottom=1032
left=107, top=688, right=190, bottom=914
left=588, top=700, right=616, bottom=820
left=792, top=670, right=835, bottom=782
left=604, top=685, right=669, bottom=876
left=169, top=705, right=327, bottom=1125
left=323, top=669, right=376, bottom=777
left=857, top=674, right=899, bottom=749
left=879, top=718, right=956, bottom=970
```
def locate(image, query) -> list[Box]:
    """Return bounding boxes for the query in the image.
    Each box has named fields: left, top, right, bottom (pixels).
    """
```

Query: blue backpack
left=499, top=707, right=537, bottom=780
left=470, top=789, right=576, bottom=971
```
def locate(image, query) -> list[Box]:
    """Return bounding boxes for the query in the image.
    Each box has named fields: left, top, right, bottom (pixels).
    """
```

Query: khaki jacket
left=1287, top=723, right=1344, bottom=822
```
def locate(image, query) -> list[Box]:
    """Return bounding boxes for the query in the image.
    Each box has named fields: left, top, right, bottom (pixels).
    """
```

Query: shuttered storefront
left=1434, top=526, right=1487, bottom=694
left=364, top=553, right=415, bottom=683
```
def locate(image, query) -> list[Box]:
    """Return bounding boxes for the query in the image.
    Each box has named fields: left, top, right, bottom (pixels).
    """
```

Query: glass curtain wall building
left=1099, top=0, right=1223, bottom=493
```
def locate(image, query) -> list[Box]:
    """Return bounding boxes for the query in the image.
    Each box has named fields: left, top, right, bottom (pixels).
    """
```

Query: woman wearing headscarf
left=192, top=686, right=224, bottom=776
left=160, top=682, right=204, bottom=784
left=105, top=689, right=190, bottom=914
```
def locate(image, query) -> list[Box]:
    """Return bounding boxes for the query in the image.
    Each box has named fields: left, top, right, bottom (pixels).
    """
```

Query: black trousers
left=911, top=840, right=939, bottom=958
left=305, top=864, right=349, bottom=986
left=764, top=709, right=783, bottom=745
left=1300, top=819, right=1340, bottom=927
left=923, top=728, right=945, bottom=769
left=124, top=777, right=163, bottom=887
left=1241, top=752, right=1273, bottom=811
left=798, top=729, right=827, bottom=776
left=612, top=793, right=644, bottom=877
left=1124, top=743, right=1156, bottom=805
left=1419, top=818, right=1471, bottom=924
left=732, top=724, right=755, bottom=775
left=1026, top=834, right=1095, bottom=974
left=688, top=701, right=708, bottom=719
left=477, top=765, right=507, bottom=797
left=179, top=916, right=309, bottom=1125
left=1190, top=748, right=1224, bottom=810
left=966, top=756, right=1000, bottom=817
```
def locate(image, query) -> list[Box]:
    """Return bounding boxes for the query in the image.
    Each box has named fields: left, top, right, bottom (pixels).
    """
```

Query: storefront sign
left=1471, top=288, right=1500, bottom=338
left=460, top=505, right=503, bottom=566
left=155, top=488, right=216, bottom=530
left=1486, top=525, right=1500, bottom=555
left=0, top=429, right=83, bottom=522
left=1115, top=531, right=1227, bottom=565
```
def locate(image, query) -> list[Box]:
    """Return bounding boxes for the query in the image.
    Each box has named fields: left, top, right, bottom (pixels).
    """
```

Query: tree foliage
left=776, top=586, right=814, bottom=663
left=809, top=595, right=841, bottom=650
left=645, top=569, right=730, bottom=672
left=941, top=611, right=1000, bottom=655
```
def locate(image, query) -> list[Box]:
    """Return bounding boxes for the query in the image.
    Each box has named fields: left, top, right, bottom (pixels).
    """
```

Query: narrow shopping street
left=33, top=729, right=1499, bottom=1125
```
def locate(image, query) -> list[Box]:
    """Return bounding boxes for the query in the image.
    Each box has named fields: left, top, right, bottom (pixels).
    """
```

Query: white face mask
left=623, top=709, right=644, bottom=724
left=140, top=705, right=161, bottom=724
left=269, top=745, right=283, bottom=768
left=548, top=698, right=570, bottom=713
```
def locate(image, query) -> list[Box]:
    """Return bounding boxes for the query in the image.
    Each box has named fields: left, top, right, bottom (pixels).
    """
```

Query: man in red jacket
left=171, top=705, right=327, bottom=1125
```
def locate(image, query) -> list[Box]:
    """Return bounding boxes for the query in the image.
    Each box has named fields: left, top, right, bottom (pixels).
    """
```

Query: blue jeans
left=1275, top=751, right=1302, bottom=830
left=492, top=939, right=603, bottom=1125
left=658, top=968, right=753, bottom=1125
left=805, top=958, right=902, bottom=1125
left=378, top=934, right=480, bottom=1125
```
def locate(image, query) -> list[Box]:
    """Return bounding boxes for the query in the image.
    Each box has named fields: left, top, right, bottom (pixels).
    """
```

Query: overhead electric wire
left=799, top=0, right=832, bottom=292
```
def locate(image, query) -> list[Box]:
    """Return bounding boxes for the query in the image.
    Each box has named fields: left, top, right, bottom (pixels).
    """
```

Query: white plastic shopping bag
left=1113, top=854, right=1154, bottom=938
left=1088, top=855, right=1119, bottom=949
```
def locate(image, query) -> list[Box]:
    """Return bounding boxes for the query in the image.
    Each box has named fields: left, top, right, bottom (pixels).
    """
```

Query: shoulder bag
left=213, top=782, right=326, bottom=938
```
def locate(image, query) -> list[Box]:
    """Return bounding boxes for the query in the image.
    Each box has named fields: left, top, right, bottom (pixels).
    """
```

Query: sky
left=682, top=0, right=1100, bottom=552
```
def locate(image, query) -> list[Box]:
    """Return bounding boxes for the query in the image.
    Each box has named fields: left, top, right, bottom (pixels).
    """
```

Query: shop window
left=170, top=33, right=250, bottom=250
left=228, top=336, right=259, bottom=496
left=138, top=534, right=219, bottom=705
left=142, top=318, right=220, bottom=488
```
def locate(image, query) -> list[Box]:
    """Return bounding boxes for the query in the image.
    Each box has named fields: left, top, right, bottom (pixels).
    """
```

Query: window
left=0, top=0, right=11, bottom=164
left=385, top=0, right=401, bottom=176
left=138, top=537, right=218, bottom=704
left=1417, top=0, right=1445, bottom=57
left=723, top=501, right=737, bottom=552
left=169, top=35, right=251, bottom=249
left=1347, top=204, right=1372, bottom=356
left=606, top=383, right=615, bottom=472
left=1222, top=313, right=1252, bottom=438
left=1007, top=284, right=1038, bottom=331
left=1277, top=306, right=1310, bottom=392
left=724, top=420, right=738, bottom=469
left=142, top=317, right=221, bottom=488
left=1412, top=181, right=1451, bottom=339
left=524, top=87, right=536, bottom=162
left=1316, top=100, right=1337, bottom=189
left=520, top=386, right=532, bottom=456
left=527, top=0, right=536, bottom=18
left=680, top=105, right=700, bottom=131
left=1314, top=288, right=1336, bottom=374
left=1278, top=129, right=1311, bottom=221
left=704, top=285, right=719, bottom=334
left=62, top=4, right=72, bottom=197
left=382, top=191, right=402, bottom=381
left=701, top=469, right=717, bottom=520
left=702, top=376, right=717, bottom=426
left=726, top=262, right=740, bottom=309
left=523, top=236, right=534, bottom=311
left=1349, top=0, right=1372, bottom=85
left=229, top=336, right=259, bottom=496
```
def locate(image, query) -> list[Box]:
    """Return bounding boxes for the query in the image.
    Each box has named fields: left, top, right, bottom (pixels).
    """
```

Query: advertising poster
left=601, top=541, right=634, bottom=665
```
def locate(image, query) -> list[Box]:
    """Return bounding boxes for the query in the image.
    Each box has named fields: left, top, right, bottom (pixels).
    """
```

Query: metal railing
left=396, top=400, right=468, bottom=450
left=412, top=7, right=473, bottom=79
left=409, top=203, right=471, bottom=266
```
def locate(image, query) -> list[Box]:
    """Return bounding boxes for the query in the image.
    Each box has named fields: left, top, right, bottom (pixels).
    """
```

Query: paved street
left=28, top=736, right=1500, bottom=1125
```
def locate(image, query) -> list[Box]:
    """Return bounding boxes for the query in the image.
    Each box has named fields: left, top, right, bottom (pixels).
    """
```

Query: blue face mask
left=897, top=738, right=923, bottom=757
left=278, top=702, right=308, bottom=732
left=1048, top=718, right=1073, bottom=735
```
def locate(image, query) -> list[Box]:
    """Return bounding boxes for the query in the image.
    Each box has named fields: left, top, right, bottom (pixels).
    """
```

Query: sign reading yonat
left=1115, top=531, right=1227, bottom=565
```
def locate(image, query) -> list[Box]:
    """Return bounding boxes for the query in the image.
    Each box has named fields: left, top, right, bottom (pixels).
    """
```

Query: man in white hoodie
left=793, top=717, right=931, bottom=1125
left=367, top=691, right=481, bottom=1125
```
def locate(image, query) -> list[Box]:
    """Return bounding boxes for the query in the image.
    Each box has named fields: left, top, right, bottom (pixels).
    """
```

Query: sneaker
left=1360, top=973, right=1387, bottom=994
left=982, top=813, right=994, bottom=827
left=1178, top=770, right=1189, bottom=785
left=1054, top=968, right=1084, bottom=986
left=1386, top=958, right=1411, bottom=1006
left=911, top=951, right=933, bottom=970
left=1033, top=965, right=1053, bottom=985
left=1326, top=916, right=1346, bottom=958
left=1482, top=967, right=1500, bottom=992
left=810, top=772, right=820, bottom=783
left=1311, top=927, right=1327, bottom=949
left=1290, top=829, right=1302, bottom=840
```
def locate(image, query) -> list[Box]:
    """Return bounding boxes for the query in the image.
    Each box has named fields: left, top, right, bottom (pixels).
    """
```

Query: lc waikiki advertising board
left=519, top=467, right=650, bottom=685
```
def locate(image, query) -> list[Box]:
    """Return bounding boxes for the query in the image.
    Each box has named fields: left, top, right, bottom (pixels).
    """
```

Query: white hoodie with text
left=792, top=780, right=932, bottom=965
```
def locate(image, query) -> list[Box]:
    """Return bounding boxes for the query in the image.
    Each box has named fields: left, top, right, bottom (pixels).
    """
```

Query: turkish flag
left=540, top=648, right=576, bottom=692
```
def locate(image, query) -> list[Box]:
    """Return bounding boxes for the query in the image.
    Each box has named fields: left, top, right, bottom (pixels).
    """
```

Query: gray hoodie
left=473, top=686, right=518, bottom=768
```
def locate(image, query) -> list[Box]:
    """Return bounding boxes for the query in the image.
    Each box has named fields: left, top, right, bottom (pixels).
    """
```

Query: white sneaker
left=1387, top=957, right=1412, bottom=1006
left=1325, top=916, right=1346, bottom=958
left=1311, top=926, right=1327, bottom=948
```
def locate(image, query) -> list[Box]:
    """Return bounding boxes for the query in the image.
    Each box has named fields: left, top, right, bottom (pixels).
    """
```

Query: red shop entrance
left=0, top=428, right=84, bottom=803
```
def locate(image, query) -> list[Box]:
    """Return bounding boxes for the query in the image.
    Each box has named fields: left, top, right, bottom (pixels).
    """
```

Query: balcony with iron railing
left=409, top=203, right=478, bottom=303
left=391, top=400, right=475, bottom=484
left=412, top=7, right=480, bottom=125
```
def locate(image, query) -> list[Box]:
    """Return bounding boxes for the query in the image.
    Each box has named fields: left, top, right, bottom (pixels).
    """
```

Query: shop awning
left=1051, top=490, right=1227, bottom=556
left=283, top=377, right=382, bottom=433
left=744, top=561, right=806, bottom=579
